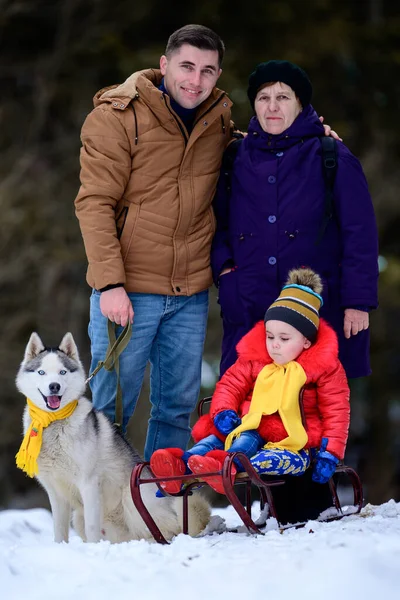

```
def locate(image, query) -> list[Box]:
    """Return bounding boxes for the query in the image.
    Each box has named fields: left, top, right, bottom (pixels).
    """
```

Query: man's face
left=160, top=44, right=221, bottom=109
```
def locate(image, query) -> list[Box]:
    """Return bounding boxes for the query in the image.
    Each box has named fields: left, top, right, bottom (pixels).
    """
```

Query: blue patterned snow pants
left=250, top=447, right=311, bottom=476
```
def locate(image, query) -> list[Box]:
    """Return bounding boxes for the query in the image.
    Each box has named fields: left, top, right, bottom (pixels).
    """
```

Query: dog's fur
left=16, top=332, right=211, bottom=543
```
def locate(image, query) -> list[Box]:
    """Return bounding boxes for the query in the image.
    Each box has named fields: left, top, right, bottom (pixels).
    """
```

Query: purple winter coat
left=211, top=105, right=379, bottom=379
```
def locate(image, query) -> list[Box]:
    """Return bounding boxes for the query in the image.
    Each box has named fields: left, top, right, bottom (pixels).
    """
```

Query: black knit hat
left=247, top=60, right=312, bottom=110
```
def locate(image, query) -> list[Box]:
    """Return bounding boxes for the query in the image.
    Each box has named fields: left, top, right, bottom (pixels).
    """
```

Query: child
left=150, top=268, right=350, bottom=494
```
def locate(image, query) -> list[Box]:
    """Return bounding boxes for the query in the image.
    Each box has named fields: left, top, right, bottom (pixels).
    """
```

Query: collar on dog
left=16, top=398, right=78, bottom=478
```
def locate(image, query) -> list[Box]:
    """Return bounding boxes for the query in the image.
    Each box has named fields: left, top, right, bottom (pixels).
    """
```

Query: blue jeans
left=89, top=290, right=209, bottom=460
left=183, top=430, right=264, bottom=470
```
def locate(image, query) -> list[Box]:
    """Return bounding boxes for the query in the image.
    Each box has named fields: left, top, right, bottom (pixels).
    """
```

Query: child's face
left=265, top=320, right=311, bottom=365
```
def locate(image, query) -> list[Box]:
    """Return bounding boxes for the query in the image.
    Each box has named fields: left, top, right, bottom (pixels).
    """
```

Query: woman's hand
left=343, top=309, right=369, bottom=339
left=319, top=116, right=343, bottom=141
left=219, top=267, right=233, bottom=277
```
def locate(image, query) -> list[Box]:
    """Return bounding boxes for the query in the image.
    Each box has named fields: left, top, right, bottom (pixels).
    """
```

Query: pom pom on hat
left=286, top=267, right=323, bottom=295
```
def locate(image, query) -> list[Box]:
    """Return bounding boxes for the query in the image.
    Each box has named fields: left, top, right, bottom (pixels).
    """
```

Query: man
left=75, top=25, right=231, bottom=460
left=75, top=24, right=337, bottom=461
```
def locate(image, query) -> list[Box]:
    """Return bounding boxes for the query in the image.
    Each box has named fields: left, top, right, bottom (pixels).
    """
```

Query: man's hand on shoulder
left=100, top=287, right=134, bottom=326
left=319, top=116, right=343, bottom=141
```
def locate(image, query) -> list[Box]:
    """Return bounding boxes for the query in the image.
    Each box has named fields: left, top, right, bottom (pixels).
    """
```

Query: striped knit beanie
left=264, top=268, right=323, bottom=342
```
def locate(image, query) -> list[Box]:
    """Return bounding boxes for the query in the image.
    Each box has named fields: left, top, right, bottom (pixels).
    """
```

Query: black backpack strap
left=222, top=135, right=244, bottom=193
left=315, top=136, right=338, bottom=245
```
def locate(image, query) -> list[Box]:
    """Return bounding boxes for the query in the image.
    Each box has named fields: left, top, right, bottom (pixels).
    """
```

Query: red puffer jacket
left=192, top=319, right=350, bottom=459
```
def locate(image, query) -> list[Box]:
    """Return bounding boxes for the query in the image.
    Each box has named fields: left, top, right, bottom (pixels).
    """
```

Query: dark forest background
left=1, top=0, right=399, bottom=510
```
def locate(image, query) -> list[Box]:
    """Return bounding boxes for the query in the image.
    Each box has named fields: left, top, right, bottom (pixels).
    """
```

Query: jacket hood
left=92, top=69, right=162, bottom=108
left=247, top=104, right=325, bottom=150
left=236, top=318, right=340, bottom=375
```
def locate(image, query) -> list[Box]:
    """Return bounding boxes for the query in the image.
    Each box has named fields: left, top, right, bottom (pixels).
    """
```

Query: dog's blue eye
left=59, top=370, right=67, bottom=375
left=38, top=370, right=45, bottom=375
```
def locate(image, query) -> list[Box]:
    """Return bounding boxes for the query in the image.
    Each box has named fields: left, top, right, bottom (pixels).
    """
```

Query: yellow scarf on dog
left=16, top=398, right=78, bottom=478
left=225, top=361, right=308, bottom=452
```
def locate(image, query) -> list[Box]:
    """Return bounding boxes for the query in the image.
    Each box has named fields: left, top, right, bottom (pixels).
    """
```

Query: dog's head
left=16, top=332, right=86, bottom=411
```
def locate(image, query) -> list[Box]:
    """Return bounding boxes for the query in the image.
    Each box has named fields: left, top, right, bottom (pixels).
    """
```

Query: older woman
left=210, top=60, right=378, bottom=525
left=212, top=60, right=379, bottom=380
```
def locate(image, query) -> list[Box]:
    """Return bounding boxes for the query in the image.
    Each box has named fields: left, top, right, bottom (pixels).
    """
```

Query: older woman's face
left=255, top=82, right=302, bottom=135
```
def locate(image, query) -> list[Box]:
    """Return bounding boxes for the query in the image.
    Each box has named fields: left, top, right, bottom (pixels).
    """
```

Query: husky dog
left=16, top=332, right=211, bottom=543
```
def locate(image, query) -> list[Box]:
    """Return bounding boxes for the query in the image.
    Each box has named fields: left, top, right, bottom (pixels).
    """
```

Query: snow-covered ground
left=1, top=500, right=399, bottom=600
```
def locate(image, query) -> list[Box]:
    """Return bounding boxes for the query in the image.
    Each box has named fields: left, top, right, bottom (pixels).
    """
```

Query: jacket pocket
left=118, top=204, right=139, bottom=261
left=231, top=233, right=259, bottom=269
left=116, top=206, right=129, bottom=240
left=218, top=269, right=244, bottom=324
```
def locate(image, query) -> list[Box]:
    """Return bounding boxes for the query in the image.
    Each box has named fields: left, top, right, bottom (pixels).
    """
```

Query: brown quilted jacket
left=74, top=69, right=233, bottom=294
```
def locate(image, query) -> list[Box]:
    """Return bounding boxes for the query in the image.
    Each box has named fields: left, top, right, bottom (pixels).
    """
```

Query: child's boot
left=150, top=448, right=186, bottom=494
left=187, top=450, right=237, bottom=495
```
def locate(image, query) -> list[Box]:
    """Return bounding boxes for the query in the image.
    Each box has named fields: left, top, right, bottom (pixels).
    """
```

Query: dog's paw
left=197, top=514, right=227, bottom=536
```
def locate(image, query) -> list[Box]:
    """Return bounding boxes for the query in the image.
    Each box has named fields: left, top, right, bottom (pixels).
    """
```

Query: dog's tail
left=172, top=492, right=211, bottom=537
left=122, top=482, right=211, bottom=541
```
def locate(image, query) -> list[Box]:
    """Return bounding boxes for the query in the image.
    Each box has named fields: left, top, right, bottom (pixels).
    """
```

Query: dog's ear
left=24, top=332, right=45, bottom=361
left=59, top=332, right=80, bottom=361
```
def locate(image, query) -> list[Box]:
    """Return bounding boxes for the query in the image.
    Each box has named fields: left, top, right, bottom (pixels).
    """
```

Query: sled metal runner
left=130, top=452, right=363, bottom=544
